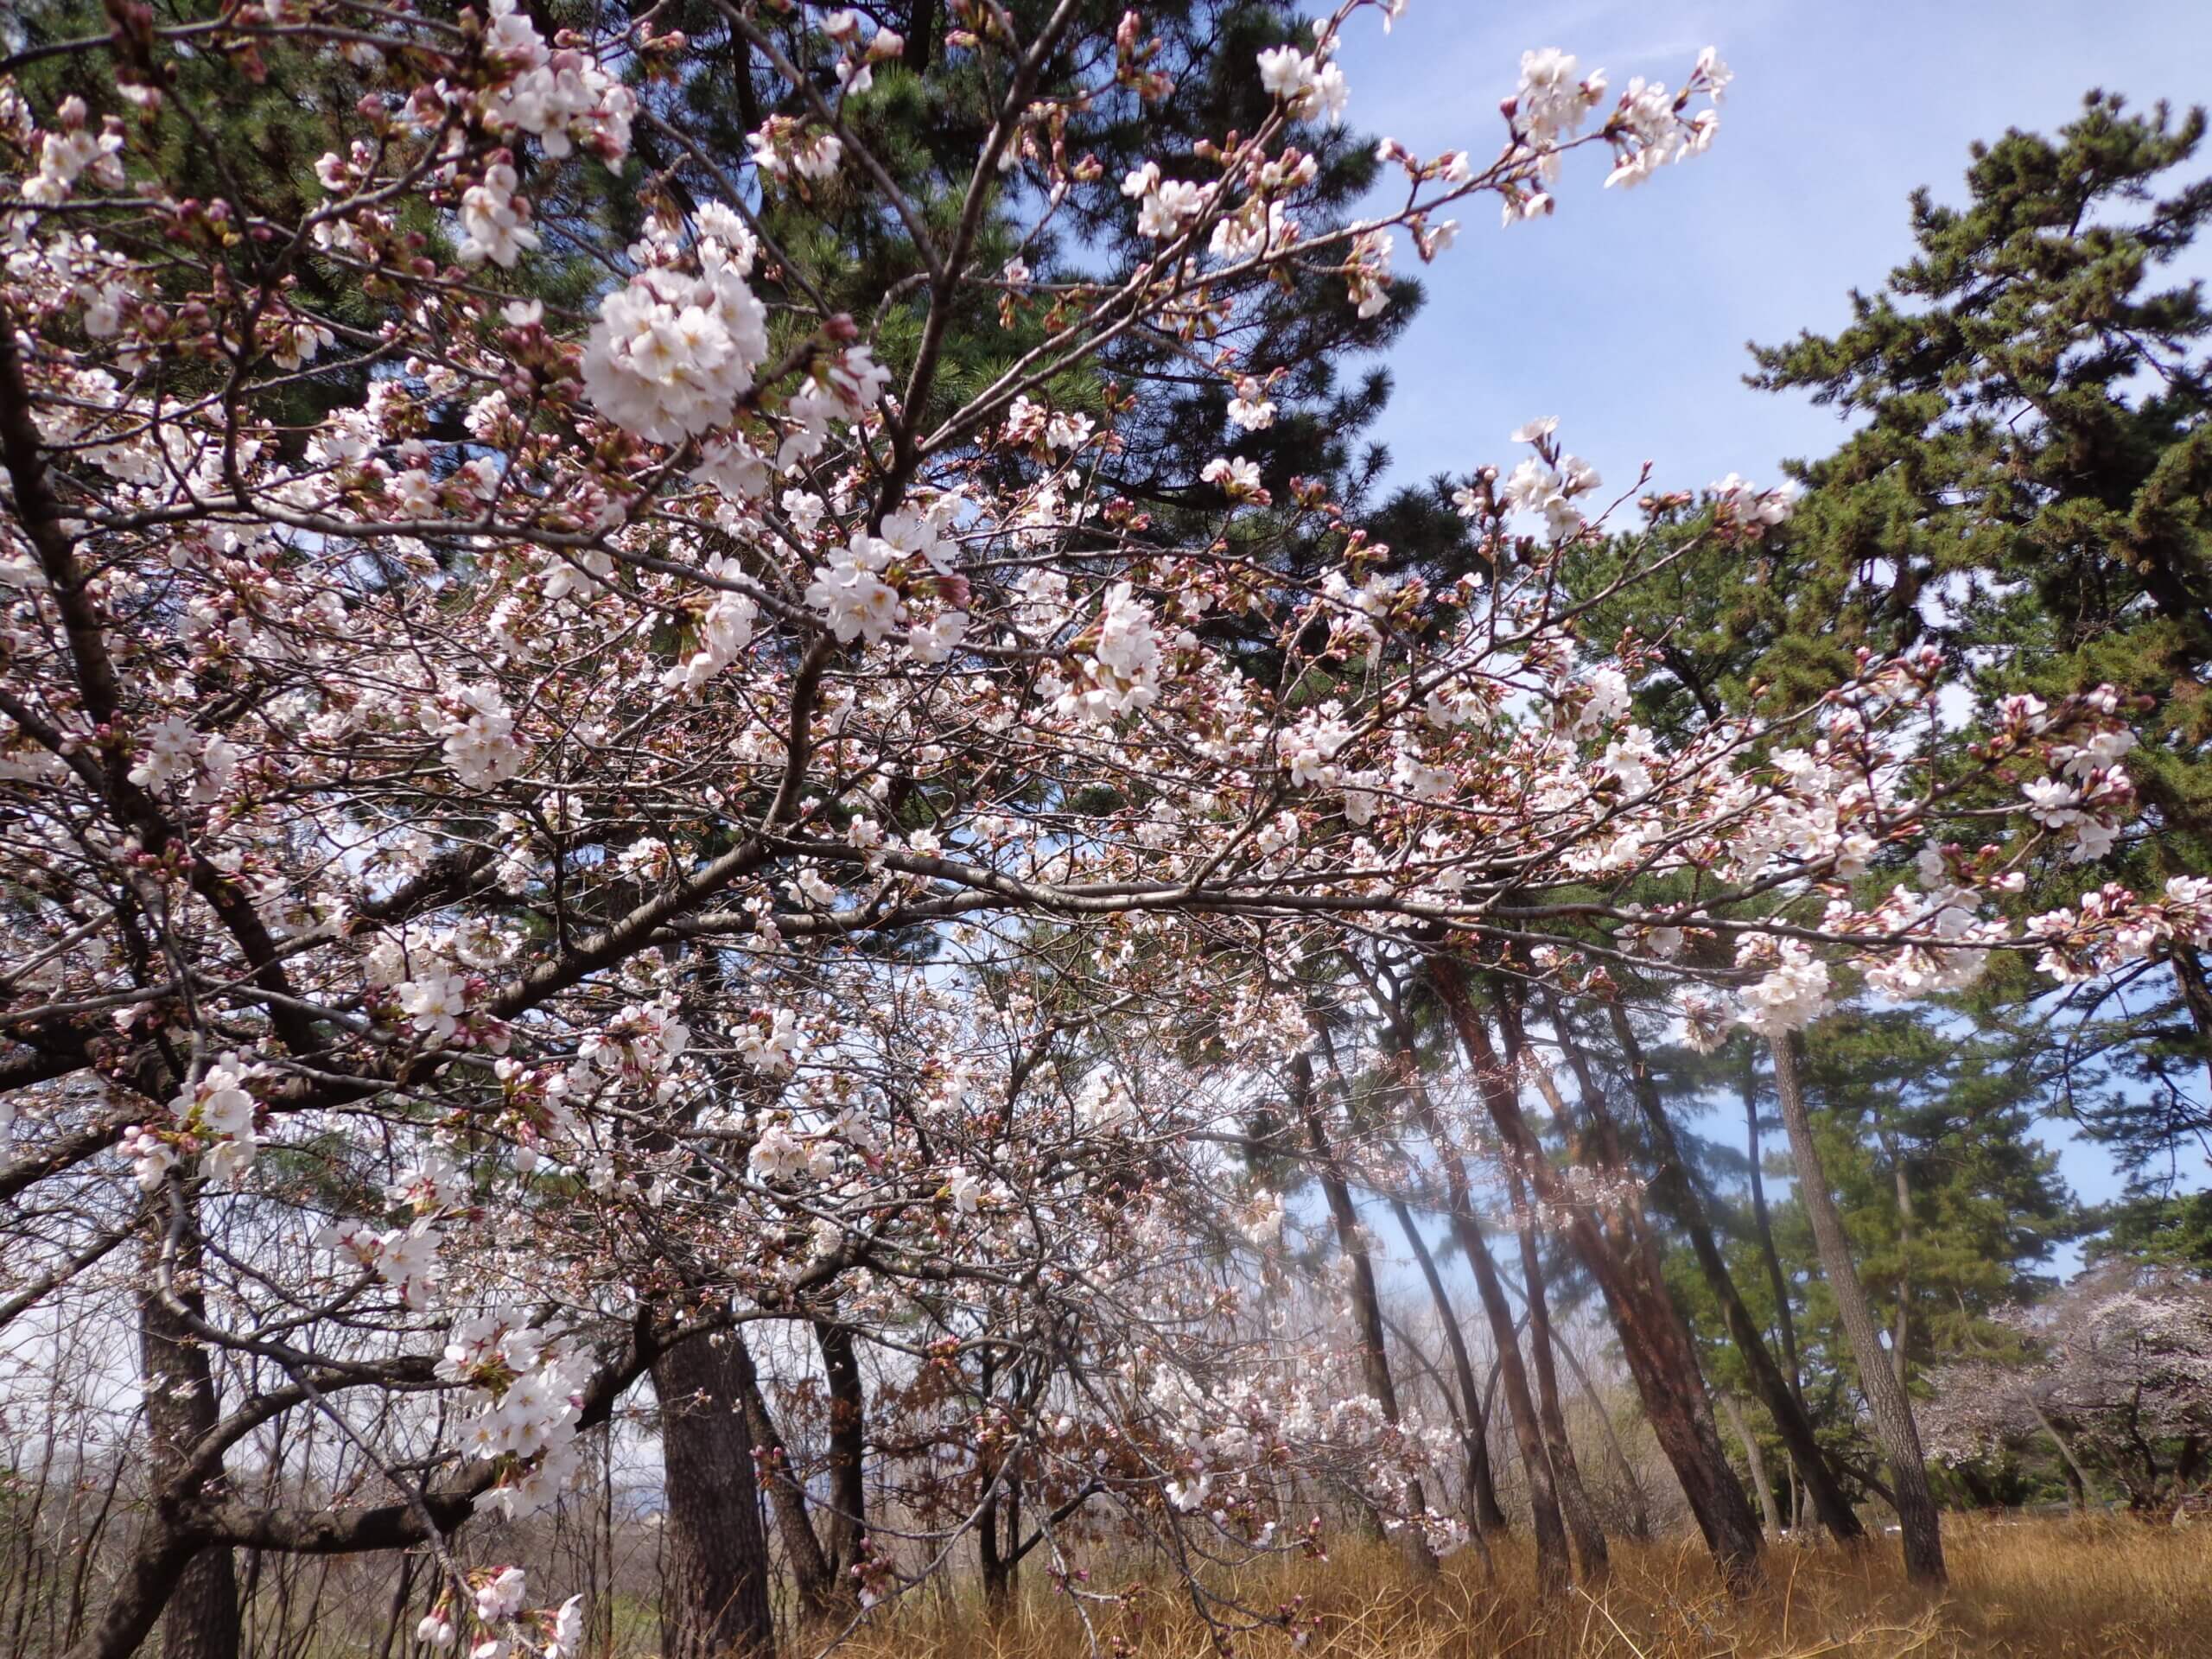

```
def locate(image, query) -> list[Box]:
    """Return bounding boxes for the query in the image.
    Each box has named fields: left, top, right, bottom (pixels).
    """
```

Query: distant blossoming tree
left=1925, top=1263, right=2212, bottom=1514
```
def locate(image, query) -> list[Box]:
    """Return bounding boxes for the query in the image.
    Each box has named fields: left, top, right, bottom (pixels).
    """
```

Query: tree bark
left=1491, top=989, right=1611, bottom=1576
left=142, top=1234, right=239, bottom=1659
left=1390, top=1199, right=1510, bottom=1536
left=1605, top=1006, right=1866, bottom=1544
left=2031, top=1402, right=2095, bottom=1516
left=814, top=1320, right=868, bottom=1590
left=74, top=1317, right=672, bottom=1659
left=1506, top=1166, right=1610, bottom=1580
left=73, top=1527, right=205, bottom=1659
left=724, top=1330, right=841, bottom=1618
left=1381, top=1312, right=1500, bottom=1580
left=1718, top=1393, right=1783, bottom=1538
left=1546, top=1330, right=1653, bottom=1541
left=1384, top=1024, right=1573, bottom=1597
left=1880, top=1126, right=1915, bottom=1394
left=1296, top=1055, right=1439, bottom=1573
left=1742, top=1049, right=1804, bottom=1402
left=1769, top=1033, right=1946, bottom=1584
left=1430, top=960, right=1764, bottom=1593
left=978, top=1361, right=1018, bottom=1618
left=651, top=1333, right=776, bottom=1659
left=901, top=0, right=938, bottom=71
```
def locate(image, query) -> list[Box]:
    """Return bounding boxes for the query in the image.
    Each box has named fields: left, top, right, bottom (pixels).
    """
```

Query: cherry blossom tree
left=1924, top=1263, right=2212, bottom=1515
left=0, top=1, right=2186, bottom=1652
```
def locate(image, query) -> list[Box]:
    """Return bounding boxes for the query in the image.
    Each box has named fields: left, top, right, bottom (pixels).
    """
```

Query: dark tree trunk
left=1949, top=1460, right=1999, bottom=1511
left=2039, top=1409, right=2091, bottom=1515
left=1457, top=1208, right=1573, bottom=1596
left=726, top=1332, right=841, bottom=1618
left=978, top=1463, right=1013, bottom=1616
left=1605, top=1006, right=1867, bottom=1544
left=814, top=1321, right=868, bottom=1588
left=1296, top=1056, right=1438, bottom=1574
left=901, top=0, right=938, bottom=71
left=1770, top=1033, right=1945, bottom=1585
left=72, top=1319, right=673, bottom=1659
left=1492, top=995, right=1611, bottom=1577
left=651, top=1333, right=775, bottom=1659
left=1741, top=1048, right=1804, bottom=1401
left=2176, top=1433, right=2202, bottom=1490
left=71, top=1529, right=204, bottom=1659
left=142, top=1235, right=239, bottom=1659
left=1507, top=1166, right=1610, bottom=1581
left=1390, top=1199, right=1510, bottom=1536
left=2173, top=949, right=2212, bottom=1110
left=1879, top=1126, right=1915, bottom=1394
left=976, top=1351, right=1026, bottom=1618
left=1430, top=961, right=1765, bottom=1594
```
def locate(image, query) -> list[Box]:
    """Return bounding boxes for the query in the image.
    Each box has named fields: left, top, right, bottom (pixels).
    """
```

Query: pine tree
left=1742, top=93, right=2212, bottom=1208
left=1556, top=92, right=2212, bottom=1265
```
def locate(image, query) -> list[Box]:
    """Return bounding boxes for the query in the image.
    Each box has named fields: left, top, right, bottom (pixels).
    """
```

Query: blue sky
left=1333, top=1, right=2212, bottom=1245
left=1334, top=0, right=2212, bottom=502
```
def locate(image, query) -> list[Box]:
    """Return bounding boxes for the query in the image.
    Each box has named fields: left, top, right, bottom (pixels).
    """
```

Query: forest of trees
left=0, top=3, right=2207, bottom=1657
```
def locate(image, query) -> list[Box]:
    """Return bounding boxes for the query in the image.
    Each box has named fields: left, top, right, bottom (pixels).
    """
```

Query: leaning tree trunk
left=727, top=1330, right=843, bottom=1618
left=1507, top=1166, right=1610, bottom=1581
left=1457, top=1208, right=1574, bottom=1595
left=1769, top=1033, right=1945, bottom=1584
left=1741, top=1047, right=1806, bottom=1403
left=651, top=1333, right=776, bottom=1659
left=1605, top=1006, right=1866, bottom=1543
left=2171, top=946, right=2212, bottom=1108
left=1296, top=1055, right=1439, bottom=1574
left=1430, top=959, right=1765, bottom=1594
left=1494, top=994, right=1612, bottom=1577
left=2031, top=1402, right=2096, bottom=1516
left=1717, top=1393, right=1783, bottom=1538
left=1388, top=1027, right=1574, bottom=1597
left=1545, top=1329, right=1654, bottom=1541
left=142, top=1229, right=240, bottom=1659
left=1391, top=1198, right=1511, bottom=1536
left=1878, top=1124, right=1915, bottom=1394
left=976, top=1353, right=1023, bottom=1618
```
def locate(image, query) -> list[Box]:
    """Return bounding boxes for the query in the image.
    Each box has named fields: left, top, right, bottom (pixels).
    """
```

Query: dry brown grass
left=823, top=1518, right=2212, bottom=1658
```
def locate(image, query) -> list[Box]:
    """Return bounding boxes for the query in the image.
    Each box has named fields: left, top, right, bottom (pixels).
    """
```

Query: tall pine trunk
left=1390, top=1199, right=1510, bottom=1536
left=1386, top=1023, right=1574, bottom=1597
left=651, top=1334, right=776, bottom=1659
left=1295, top=1055, right=1439, bottom=1573
left=977, top=1353, right=1023, bottom=1617
left=1769, top=1033, right=1945, bottom=1583
left=814, top=1320, right=869, bottom=1590
left=1430, top=960, right=1764, bottom=1594
left=1545, top=1329, right=1653, bottom=1541
left=1493, top=995, right=1612, bottom=1577
left=1741, top=1050, right=1805, bottom=1402
left=1507, top=1166, right=1610, bottom=1581
left=1717, top=1393, right=1783, bottom=1537
left=1878, top=1125, right=1915, bottom=1392
left=1605, top=1007, right=1866, bottom=1543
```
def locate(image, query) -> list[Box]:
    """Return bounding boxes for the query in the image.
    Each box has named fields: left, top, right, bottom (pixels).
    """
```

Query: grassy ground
left=825, top=1518, right=2212, bottom=1657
